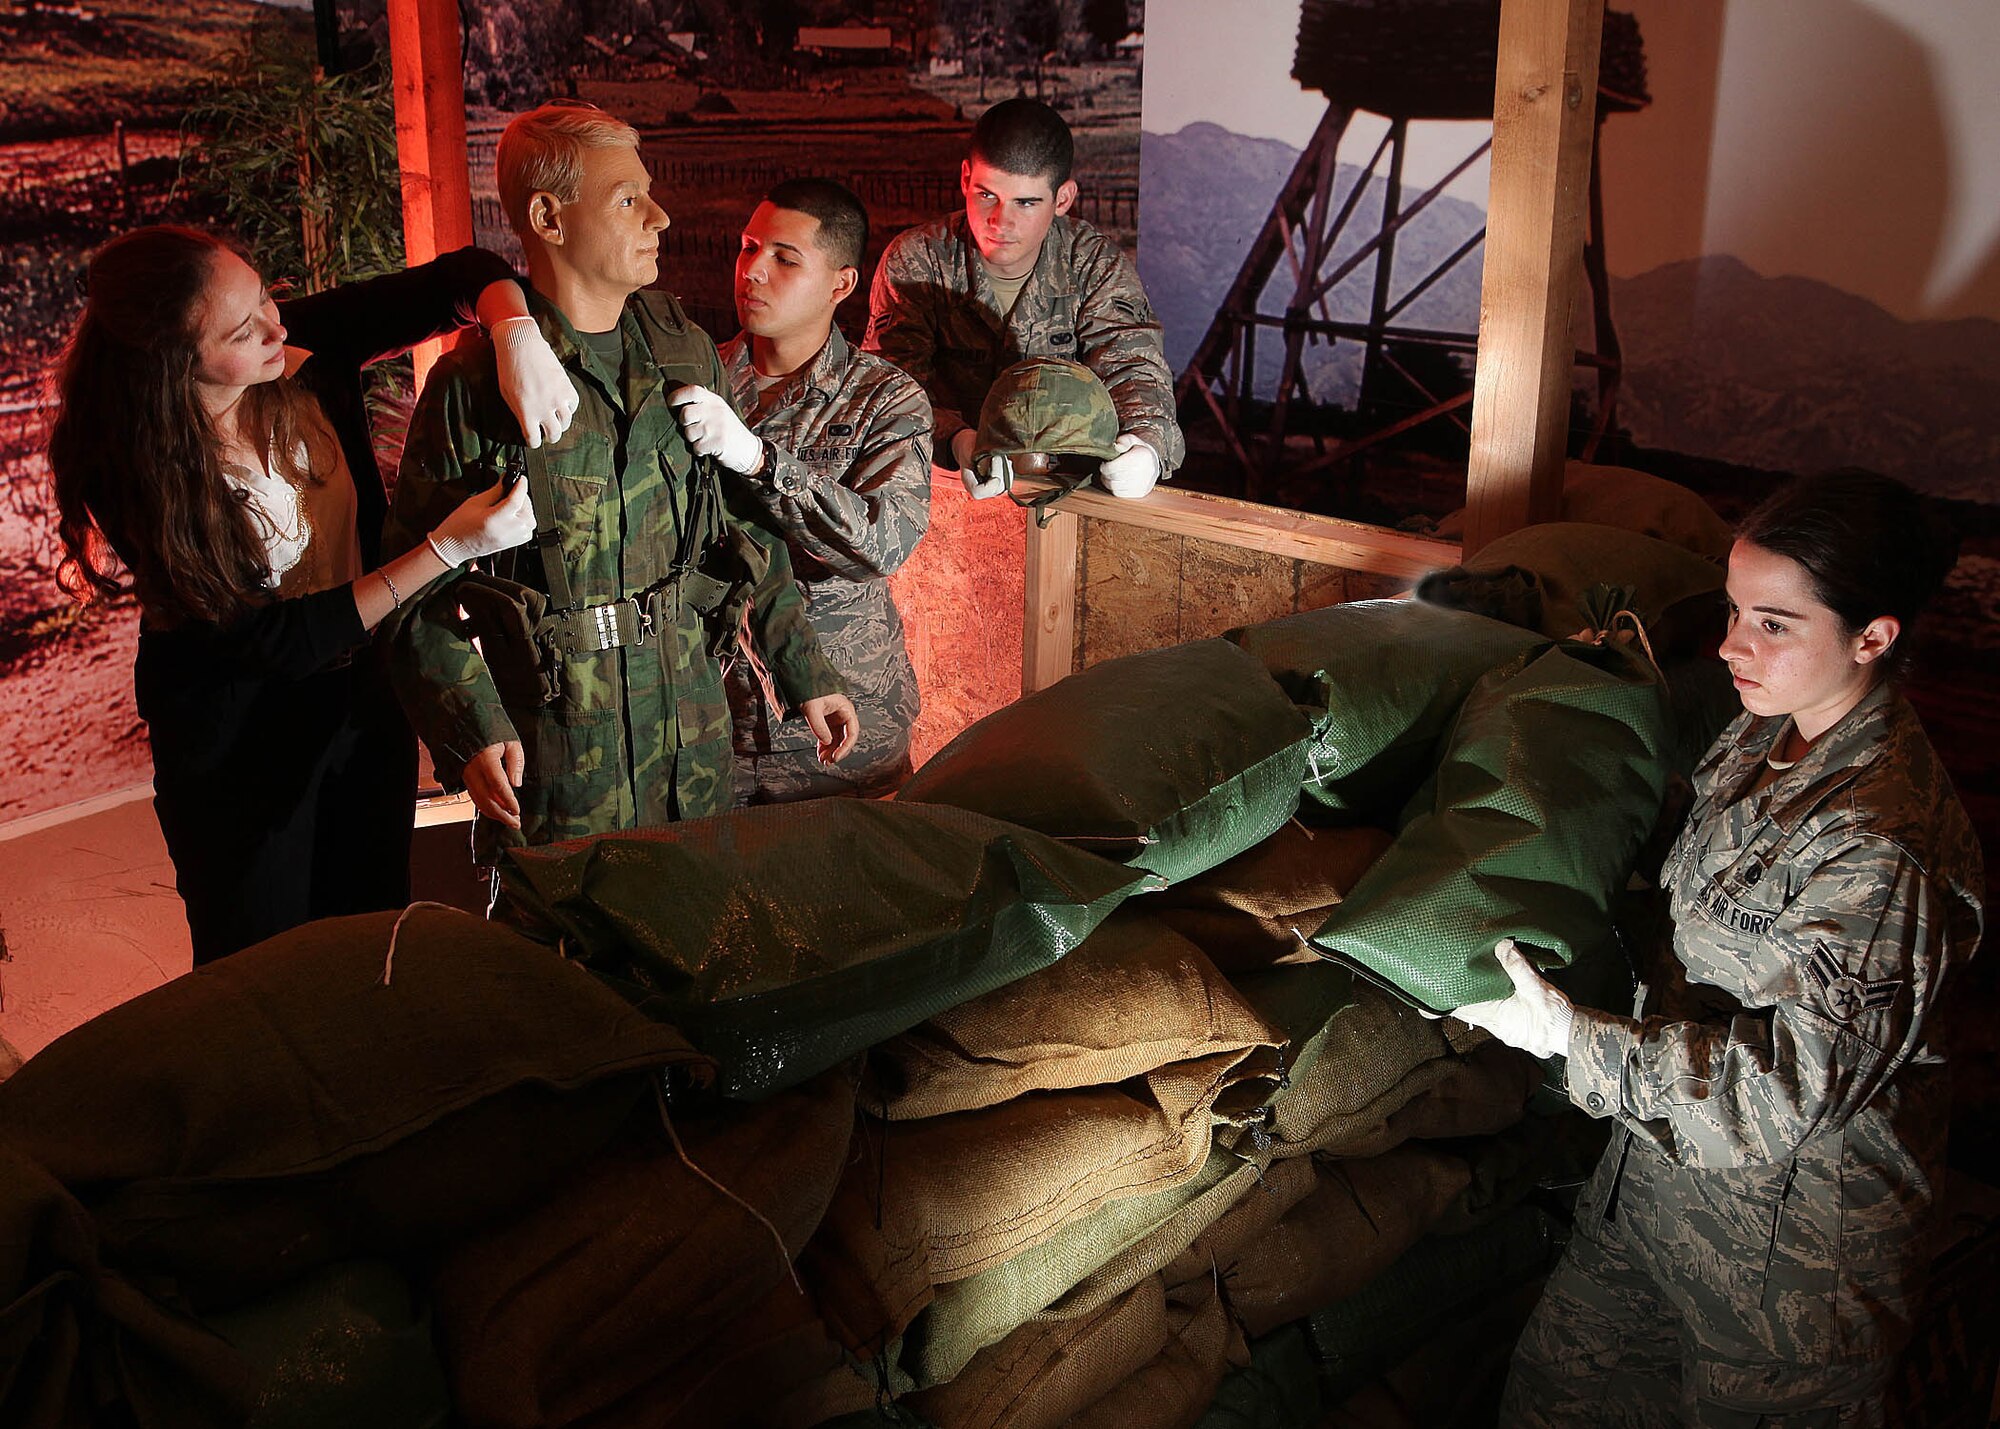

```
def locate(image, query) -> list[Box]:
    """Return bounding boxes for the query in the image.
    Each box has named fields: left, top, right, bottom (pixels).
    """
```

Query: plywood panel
left=1178, top=538, right=1299, bottom=642
left=888, top=476, right=1024, bottom=767
left=1080, top=519, right=1182, bottom=668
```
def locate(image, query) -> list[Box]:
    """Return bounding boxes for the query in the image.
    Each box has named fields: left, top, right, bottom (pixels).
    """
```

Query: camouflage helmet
left=971, top=357, right=1122, bottom=470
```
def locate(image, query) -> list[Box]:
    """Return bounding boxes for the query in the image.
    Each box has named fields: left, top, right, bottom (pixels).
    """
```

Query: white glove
left=1449, top=939, right=1575, bottom=1060
left=491, top=316, right=578, bottom=450
left=952, top=429, right=1011, bottom=499
left=1098, top=432, right=1161, bottom=499
left=668, top=384, right=764, bottom=475
left=428, top=477, right=536, bottom=567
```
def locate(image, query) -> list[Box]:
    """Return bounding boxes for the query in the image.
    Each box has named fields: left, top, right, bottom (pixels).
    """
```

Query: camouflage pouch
left=453, top=572, right=561, bottom=707
left=683, top=524, right=770, bottom=659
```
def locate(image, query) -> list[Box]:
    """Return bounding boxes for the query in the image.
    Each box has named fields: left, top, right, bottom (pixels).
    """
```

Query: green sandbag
left=896, top=639, right=1312, bottom=885
left=498, top=800, right=1149, bottom=1100
left=201, top=1260, right=450, bottom=1429
left=1305, top=1205, right=1564, bottom=1401
left=1226, top=600, right=1544, bottom=820
left=1195, top=1322, right=1324, bottom=1429
left=1311, top=641, right=1672, bottom=1012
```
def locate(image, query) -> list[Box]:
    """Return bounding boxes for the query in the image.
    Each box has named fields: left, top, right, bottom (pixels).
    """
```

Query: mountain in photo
left=1612, top=255, right=2000, bottom=503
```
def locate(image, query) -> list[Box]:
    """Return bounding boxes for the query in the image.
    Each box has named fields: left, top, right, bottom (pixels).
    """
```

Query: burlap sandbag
left=1331, top=1038, right=1543, bottom=1161
left=1160, top=1156, right=1318, bottom=1292
left=904, top=1147, right=1263, bottom=1389
left=1147, top=821, right=1394, bottom=972
left=1226, top=600, right=1544, bottom=821
left=1223, top=1145, right=1473, bottom=1338
left=906, top=1276, right=1169, bottom=1429
left=800, top=1116, right=939, bottom=1362
left=867, top=912, right=1285, bottom=1120
left=1306, top=1204, right=1564, bottom=1400
left=0, top=907, right=710, bottom=1310
left=1069, top=1273, right=1245, bottom=1429
left=497, top=800, right=1148, bottom=1100
left=1193, top=1321, right=1324, bottom=1429
left=198, top=1260, right=450, bottom=1429
left=886, top=1045, right=1266, bottom=1285
left=1434, top=461, right=1733, bottom=562
left=1228, top=966, right=1477, bottom=1160
left=432, top=1063, right=855, bottom=1429
left=897, top=638, right=1313, bottom=885
left=1417, top=521, right=1725, bottom=661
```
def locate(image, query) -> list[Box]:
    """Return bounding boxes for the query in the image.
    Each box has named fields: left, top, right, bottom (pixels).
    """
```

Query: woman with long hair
left=50, top=225, right=575, bottom=963
left=1454, top=469, right=1985, bottom=1426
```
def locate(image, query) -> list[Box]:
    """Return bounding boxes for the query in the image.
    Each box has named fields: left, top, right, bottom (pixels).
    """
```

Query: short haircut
left=969, top=98, right=1074, bottom=187
left=497, top=100, right=642, bottom=238
left=764, top=177, right=868, bottom=269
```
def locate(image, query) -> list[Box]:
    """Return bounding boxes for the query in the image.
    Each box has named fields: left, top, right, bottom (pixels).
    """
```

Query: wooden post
left=1022, top=509, right=1081, bottom=693
left=1462, top=0, right=1604, bottom=555
left=387, top=0, right=475, bottom=391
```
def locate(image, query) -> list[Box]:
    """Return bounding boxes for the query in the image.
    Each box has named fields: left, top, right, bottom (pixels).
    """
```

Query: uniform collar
left=720, top=324, right=850, bottom=409
left=1718, top=679, right=1898, bottom=821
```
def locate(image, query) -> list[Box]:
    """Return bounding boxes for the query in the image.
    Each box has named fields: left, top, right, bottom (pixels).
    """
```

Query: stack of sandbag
left=0, top=907, right=713, bottom=1428
left=798, top=912, right=1286, bottom=1408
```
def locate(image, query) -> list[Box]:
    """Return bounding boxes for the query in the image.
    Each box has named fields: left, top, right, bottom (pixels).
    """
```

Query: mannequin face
left=192, top=250, right=287, bottom=412
left=1719, top=538, right=1898, bottom=742
left=530, top=143, right=669, bottom=303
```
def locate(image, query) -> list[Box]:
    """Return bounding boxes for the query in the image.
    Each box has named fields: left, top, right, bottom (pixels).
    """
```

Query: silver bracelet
left=379, top=567, right=403, bottom=608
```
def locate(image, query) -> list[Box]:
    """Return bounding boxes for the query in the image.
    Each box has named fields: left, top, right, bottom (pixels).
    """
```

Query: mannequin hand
left=802, top=693, right=860, bottom=764
left=463, top=740, right=524, bottom=829
left=1098, top=433, right=1161, bottom=499
left=668, top=385, right=764, bottom=475
left=429, top=478, right=536, bottom=567
left=491, top=317, right=578, bottom=449
left=1450, top=939, right=1575, bottom=1059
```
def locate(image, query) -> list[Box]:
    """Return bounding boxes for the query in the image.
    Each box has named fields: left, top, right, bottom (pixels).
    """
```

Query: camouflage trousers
left=1501, top=1141, right=1889, bottom=1429
left=731, top=726, right=912, bottom=806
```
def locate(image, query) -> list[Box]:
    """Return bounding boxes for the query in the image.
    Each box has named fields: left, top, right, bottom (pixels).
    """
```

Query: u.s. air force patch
left=1804, top=941, right=1900, bottom=1024
left=1694, top=878, right=1777, bottom=938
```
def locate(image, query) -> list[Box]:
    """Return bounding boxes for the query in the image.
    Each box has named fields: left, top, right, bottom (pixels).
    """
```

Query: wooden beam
left=387, top=0, right=475, bottom=390
left=1462, top=0, right=1604, bottom=555
left=1013, top=480, right=1458, bottom=583
left=1022, top=509, right=1080, bottom=692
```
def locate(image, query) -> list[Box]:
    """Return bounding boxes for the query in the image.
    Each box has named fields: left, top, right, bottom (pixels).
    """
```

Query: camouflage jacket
left=863, top=211, right=1184, bottom=474
left=379, top=288, right=842, bottom=854
left=1565, top=682, right=1984, bottom=1382
left=718, top=326, right=931, bottom=799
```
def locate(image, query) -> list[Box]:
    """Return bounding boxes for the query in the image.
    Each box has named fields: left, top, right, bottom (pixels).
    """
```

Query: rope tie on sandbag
left=380, top=901, right=467, bottom=985
left=1572, top=583, right=1671, bottom=696
left=1326, top=1160, right=1381, bottom=1237
left=652, top=1081, right=805, bottom=1296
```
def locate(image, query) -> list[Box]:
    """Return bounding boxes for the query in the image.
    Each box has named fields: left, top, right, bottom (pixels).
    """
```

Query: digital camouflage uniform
left=863, top=211, right=1184, bottom=474
left=717, top=325, right=931, bottom=803
left=381, top=289, right=842, bottom=864
left=1503, top=683, right=1985, bottom=1428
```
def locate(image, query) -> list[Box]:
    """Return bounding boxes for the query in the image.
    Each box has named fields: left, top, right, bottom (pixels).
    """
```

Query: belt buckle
left=589, top=602, right=620, bottom=652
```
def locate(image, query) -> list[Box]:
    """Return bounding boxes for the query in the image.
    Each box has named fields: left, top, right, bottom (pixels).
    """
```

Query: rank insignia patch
left=1804, top=942, right=1899, bottom=1024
